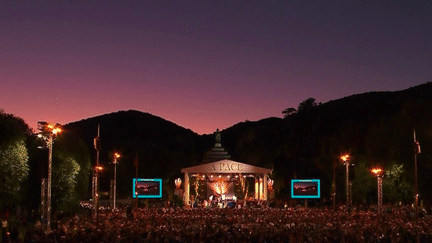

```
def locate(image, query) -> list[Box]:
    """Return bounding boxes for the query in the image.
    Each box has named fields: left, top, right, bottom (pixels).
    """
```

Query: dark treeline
left=1, top=82, right=432, bottom=217
left=64, top=82, right=432, bottom=207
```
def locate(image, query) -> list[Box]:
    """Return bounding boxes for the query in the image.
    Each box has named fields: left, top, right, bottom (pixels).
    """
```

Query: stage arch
left=181, top=159, right=272, bottom=205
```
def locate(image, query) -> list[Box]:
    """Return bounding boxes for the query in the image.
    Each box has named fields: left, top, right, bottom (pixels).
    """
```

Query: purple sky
left=1, top=1, right=431, bottom=134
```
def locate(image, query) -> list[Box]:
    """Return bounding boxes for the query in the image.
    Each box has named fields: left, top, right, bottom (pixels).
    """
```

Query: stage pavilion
left=180, top=129, right=272, bottom=206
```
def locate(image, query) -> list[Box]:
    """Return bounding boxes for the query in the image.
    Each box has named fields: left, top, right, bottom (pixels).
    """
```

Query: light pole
left=37, top=122, right=62, bottom=231
left=341, top=155, right=350, bottom=209
left=413, top=129, right=421, bottom=221
left=332, top=160, right=336, bottom=210
left=371, top=168, right=384, bottom=214
left=134, top=154, right=139, bottom=209
left=92, top=165, right=103, bottom=219
left=93, top=124, right=101, bottom=224
left=113, top=153, right=120, bottom=210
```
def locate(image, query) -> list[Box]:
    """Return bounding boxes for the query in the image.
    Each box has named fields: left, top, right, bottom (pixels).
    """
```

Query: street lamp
left=37, top=122, right=62, bottom=231
left=92, top=165, right=103, bottom=210
left=113, top=153, right=120, bottom=210
left=341, top=154, right=350, bottom=209
left=371, top=168, right=384, bottom=214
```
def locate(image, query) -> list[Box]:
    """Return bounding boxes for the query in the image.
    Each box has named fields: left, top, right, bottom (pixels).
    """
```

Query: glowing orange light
left=115, top=153, right=120, bottom=158
left=341, top=155, right=349, bottom=162
left=268, top=179, right=274, bottom=189
left=52, top=128, right=61, bottom=134
left=371, top=168, right=381, bottom=174
left=209, top=179, right=228, bottom=196
left=175, top=178, right=182, bottom=189
left=371, top=168, right=383, bottom=176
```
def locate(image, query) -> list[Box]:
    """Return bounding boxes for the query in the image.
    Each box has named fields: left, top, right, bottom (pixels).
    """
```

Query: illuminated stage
left=180, top=130, right=272, bottom=206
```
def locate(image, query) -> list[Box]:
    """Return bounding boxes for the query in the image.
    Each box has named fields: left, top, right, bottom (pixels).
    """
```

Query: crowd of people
left=2, top=202, right=429, bottom=243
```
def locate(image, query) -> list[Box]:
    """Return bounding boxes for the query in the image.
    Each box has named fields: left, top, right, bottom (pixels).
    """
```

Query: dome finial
left=215, top=129, right=221, bottom=147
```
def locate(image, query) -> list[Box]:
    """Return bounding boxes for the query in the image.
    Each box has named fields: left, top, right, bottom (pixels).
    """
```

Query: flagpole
left=96, top=124, right=100, bottom=227
left=135, top=153, right=138, bottom=209
left=414, top=129, right=419, bottom=221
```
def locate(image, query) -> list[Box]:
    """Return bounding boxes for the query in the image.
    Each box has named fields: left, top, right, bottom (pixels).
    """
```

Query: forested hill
left=63, top=110, right=203, bottom=195
left=62, top=82, right=432, bottom=202
left=316, top=82, right=432, bottom=125
left=275, top=82, right=432, bottom=202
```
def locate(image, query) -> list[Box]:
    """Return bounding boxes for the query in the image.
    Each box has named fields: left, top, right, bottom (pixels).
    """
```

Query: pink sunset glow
left=1, top=1, right=431, bottom=134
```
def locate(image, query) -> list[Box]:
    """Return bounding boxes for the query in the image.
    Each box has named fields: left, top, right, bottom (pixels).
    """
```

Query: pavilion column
left=263, top=173, right=268, bottom=201
left=184, top=173, right=190, bottom=206
left=258, top=176, right=262, bottom=200
left=254, top=176, right=259, bottom=200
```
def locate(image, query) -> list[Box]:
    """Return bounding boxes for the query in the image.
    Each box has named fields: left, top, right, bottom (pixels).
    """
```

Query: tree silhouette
left=282, top=107, right=297, bottom=118
left=297, top=98, right=318, bottom=113
left=0, top=110, right=31, bottom=209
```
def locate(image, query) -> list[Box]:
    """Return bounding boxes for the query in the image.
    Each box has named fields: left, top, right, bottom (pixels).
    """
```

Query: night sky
left=2, top=1, right=431, bottom=134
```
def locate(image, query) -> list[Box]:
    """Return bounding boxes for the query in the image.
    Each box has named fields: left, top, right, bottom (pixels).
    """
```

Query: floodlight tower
left=113, top=153, right=120, bottom=209
left=37, top=121, right=62, bottom=232
left=341, top=155, right=350, bottom=209
left=371, top=168, right=384, bottom=214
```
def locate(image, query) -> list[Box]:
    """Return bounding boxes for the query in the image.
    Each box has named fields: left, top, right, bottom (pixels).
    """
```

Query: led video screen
left=133, top=178, right=162, bottom=198
left=291, top=179, right=320, bottom=199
